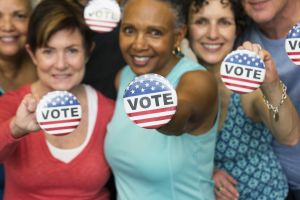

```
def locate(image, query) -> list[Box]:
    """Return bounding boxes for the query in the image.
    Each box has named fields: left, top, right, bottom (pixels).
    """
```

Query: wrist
left=262, top=80, right=287, bottom=121
left=10, top=117, right=28, bottom=138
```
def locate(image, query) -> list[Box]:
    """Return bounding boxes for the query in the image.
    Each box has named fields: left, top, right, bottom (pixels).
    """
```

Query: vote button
left=220, top=49, right=266, bottom=94
left=123, top=73, right=177, bottom=129
left=84, top=0, right=121, bottom=33
left=285, top=22, right=300, bottom=66
left=36, top=91, right=82, bottom=135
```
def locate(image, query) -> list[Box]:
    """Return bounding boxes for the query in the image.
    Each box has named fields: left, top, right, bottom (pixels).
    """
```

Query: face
left=241, top=0, right=287, bottom=24
left=28, top=29, right=87, bottom=92
left=0, top=0, right=30, bottom=57
left=188, top=0, right=236, bottom=68
left=119, top=0, right=186, bottom=76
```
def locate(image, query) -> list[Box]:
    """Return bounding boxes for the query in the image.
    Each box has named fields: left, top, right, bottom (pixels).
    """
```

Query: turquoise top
left=215, top=93, right=288, bottom=199
left=105, top=57, right=219, bottom=200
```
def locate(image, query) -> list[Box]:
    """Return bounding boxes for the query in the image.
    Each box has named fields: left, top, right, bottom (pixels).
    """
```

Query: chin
left=51, top=84, right=74, bottom=91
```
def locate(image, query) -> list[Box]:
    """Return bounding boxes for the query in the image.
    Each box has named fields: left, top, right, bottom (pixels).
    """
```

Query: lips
left=201, top=43, right=223, bottom=52
left=0, top=36, right=18, bottom=43
left=247, top=0, right=269, bottom=8
left=52, top=74, right=72, bottom=80
left=132, top=56, right=150, bottom=66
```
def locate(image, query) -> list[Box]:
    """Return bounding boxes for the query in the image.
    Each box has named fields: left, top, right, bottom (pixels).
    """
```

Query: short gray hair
left=120, top=0, right=188, bottom=29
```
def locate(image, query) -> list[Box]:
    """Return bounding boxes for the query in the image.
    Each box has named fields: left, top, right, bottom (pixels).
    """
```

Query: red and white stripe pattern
left=84, top=0, right=121, bottom=33
left=123, top=74, right=177, bottom=129
left=220, top=50, right=265, bottom=94
left=285, top=23, right=300, bottom=66
left=126, top=105, right=177, bottom=129
left=84, top=17, right=119, bottom=33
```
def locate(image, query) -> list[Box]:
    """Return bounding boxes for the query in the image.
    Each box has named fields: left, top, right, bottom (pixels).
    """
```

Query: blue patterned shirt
left=215, top=93, right=288, bottom=200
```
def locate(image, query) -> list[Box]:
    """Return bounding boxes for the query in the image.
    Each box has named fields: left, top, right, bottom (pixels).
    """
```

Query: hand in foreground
left=213, top=168, right=239, bottom=200
left=10, top=94, right=40, bottom=138
left=238, top=41, right=279, bottom=85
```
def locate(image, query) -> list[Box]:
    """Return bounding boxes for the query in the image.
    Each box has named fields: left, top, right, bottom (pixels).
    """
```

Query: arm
left=241, top=41, right=299, bottom=146
left=158, top=70, right=218, bottom=136
left=0, top=92, right=40, bottom=161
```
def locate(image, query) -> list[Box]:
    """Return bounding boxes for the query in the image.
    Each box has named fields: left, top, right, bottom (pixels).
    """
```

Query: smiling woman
left=187, top=0, right=300, bottom=200
left=104, top=0, right=219, bottom=199
left=0, top=0, right=115, bottom=199
left=0, top=0, right=37, bottom=199
left=0, top=0, right=37, bottom=93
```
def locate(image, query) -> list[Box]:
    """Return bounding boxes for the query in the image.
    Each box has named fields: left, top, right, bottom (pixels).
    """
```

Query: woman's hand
left=238, top=41, right=279, bottom=86
left=213, top=168, right=239, bottom=200
left=10, top=94, right=40, bottom=138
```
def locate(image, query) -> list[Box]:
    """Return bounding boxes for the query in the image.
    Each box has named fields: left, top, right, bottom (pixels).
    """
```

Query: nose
left=55, top=53, right=68, bottom=71
left=132, top=33, right=148, bottom=51
left=207, top=24, right=219, bottom=40
left=0, top=16, right=15, bottom=32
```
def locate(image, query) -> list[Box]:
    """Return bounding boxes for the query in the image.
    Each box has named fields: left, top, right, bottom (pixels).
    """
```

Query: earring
left=172, top=46, right=184, bottom=57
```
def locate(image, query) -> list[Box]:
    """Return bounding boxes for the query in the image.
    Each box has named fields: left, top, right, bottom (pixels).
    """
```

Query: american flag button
left=220, top=49, right=266, bottom=94
left=123, top=73, right=177, bottom=129
left=285, top=22, right=300, bottom=66
left=84, top=0, right=121, bottom=33
left=36, top=91, right=82, bottom=135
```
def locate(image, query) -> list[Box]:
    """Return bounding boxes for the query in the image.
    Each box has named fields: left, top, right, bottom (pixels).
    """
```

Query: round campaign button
left=123, top=73, right=177, bottom=129
left=36, top=91, right=82, bottom=135
left=84, top=0, right=121, bottom=33
left=285, top=22, right=300, bottom=66
left=220, top=49, right=266, bottom=94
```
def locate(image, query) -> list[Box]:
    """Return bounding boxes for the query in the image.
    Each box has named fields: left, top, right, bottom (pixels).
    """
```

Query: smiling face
left=119, top=0, right=186, bottom=76
left=188, top=0, right=236, bottom=68
left=0, top=0, right=31, bottom=57
left=28, top=29, right=86, bottom=92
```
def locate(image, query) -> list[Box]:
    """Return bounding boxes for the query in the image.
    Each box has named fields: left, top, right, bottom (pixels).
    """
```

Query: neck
left=259, top=0, right=300, bottom=39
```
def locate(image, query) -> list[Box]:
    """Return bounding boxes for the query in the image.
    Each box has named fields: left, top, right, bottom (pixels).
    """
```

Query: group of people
left=0, top=0, right=299, bottom=200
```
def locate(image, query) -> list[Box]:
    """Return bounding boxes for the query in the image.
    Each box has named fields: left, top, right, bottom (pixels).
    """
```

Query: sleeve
left=0, top=91, right=23, bottom=161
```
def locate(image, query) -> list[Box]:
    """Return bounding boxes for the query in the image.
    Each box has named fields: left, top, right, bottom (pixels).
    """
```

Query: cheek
left=189, top=26, right=204, bottom=41
left=119, top=35, right=130, bottom=50
left=16, top=22, right=29, bottom=34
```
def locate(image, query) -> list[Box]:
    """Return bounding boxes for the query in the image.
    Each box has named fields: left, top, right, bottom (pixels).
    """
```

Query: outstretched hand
left=10, top=94, right=40, bottom=138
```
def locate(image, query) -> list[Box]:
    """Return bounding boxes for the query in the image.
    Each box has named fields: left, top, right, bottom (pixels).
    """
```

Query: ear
left=174, top=25, right=187, bottom=49
left=25, top=44, right=38, bottom=66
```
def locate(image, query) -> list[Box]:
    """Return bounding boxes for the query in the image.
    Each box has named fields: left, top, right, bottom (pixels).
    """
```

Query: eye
left=149, top=29, right=162, bottom=37
left=67, top=48, right=79, bottom=54
left=219, top=18, right=234, bottom=26
left=13, top=12, right=28, bottom=21
left=122, top=26, right=134, bottom=35
left=41, top=48, right=53, bottom=55
left=194, top=18, right=208, bottom=25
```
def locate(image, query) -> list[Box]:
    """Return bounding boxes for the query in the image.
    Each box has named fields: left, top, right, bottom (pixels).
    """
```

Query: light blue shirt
left=105, top=57, right=219, bottom=200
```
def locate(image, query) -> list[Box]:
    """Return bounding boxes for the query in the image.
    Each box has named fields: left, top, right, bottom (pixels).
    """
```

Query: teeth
left=0, top=36, right=16, bottom=42
left=134, top=56, right=149, bottom=62
left=53, top=74, right=69, bottom=79
left=203, top=44, right=221, bottom=49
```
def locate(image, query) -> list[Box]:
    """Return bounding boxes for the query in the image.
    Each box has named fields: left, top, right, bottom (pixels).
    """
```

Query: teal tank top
left=105, top=57, right=219, bottom=200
